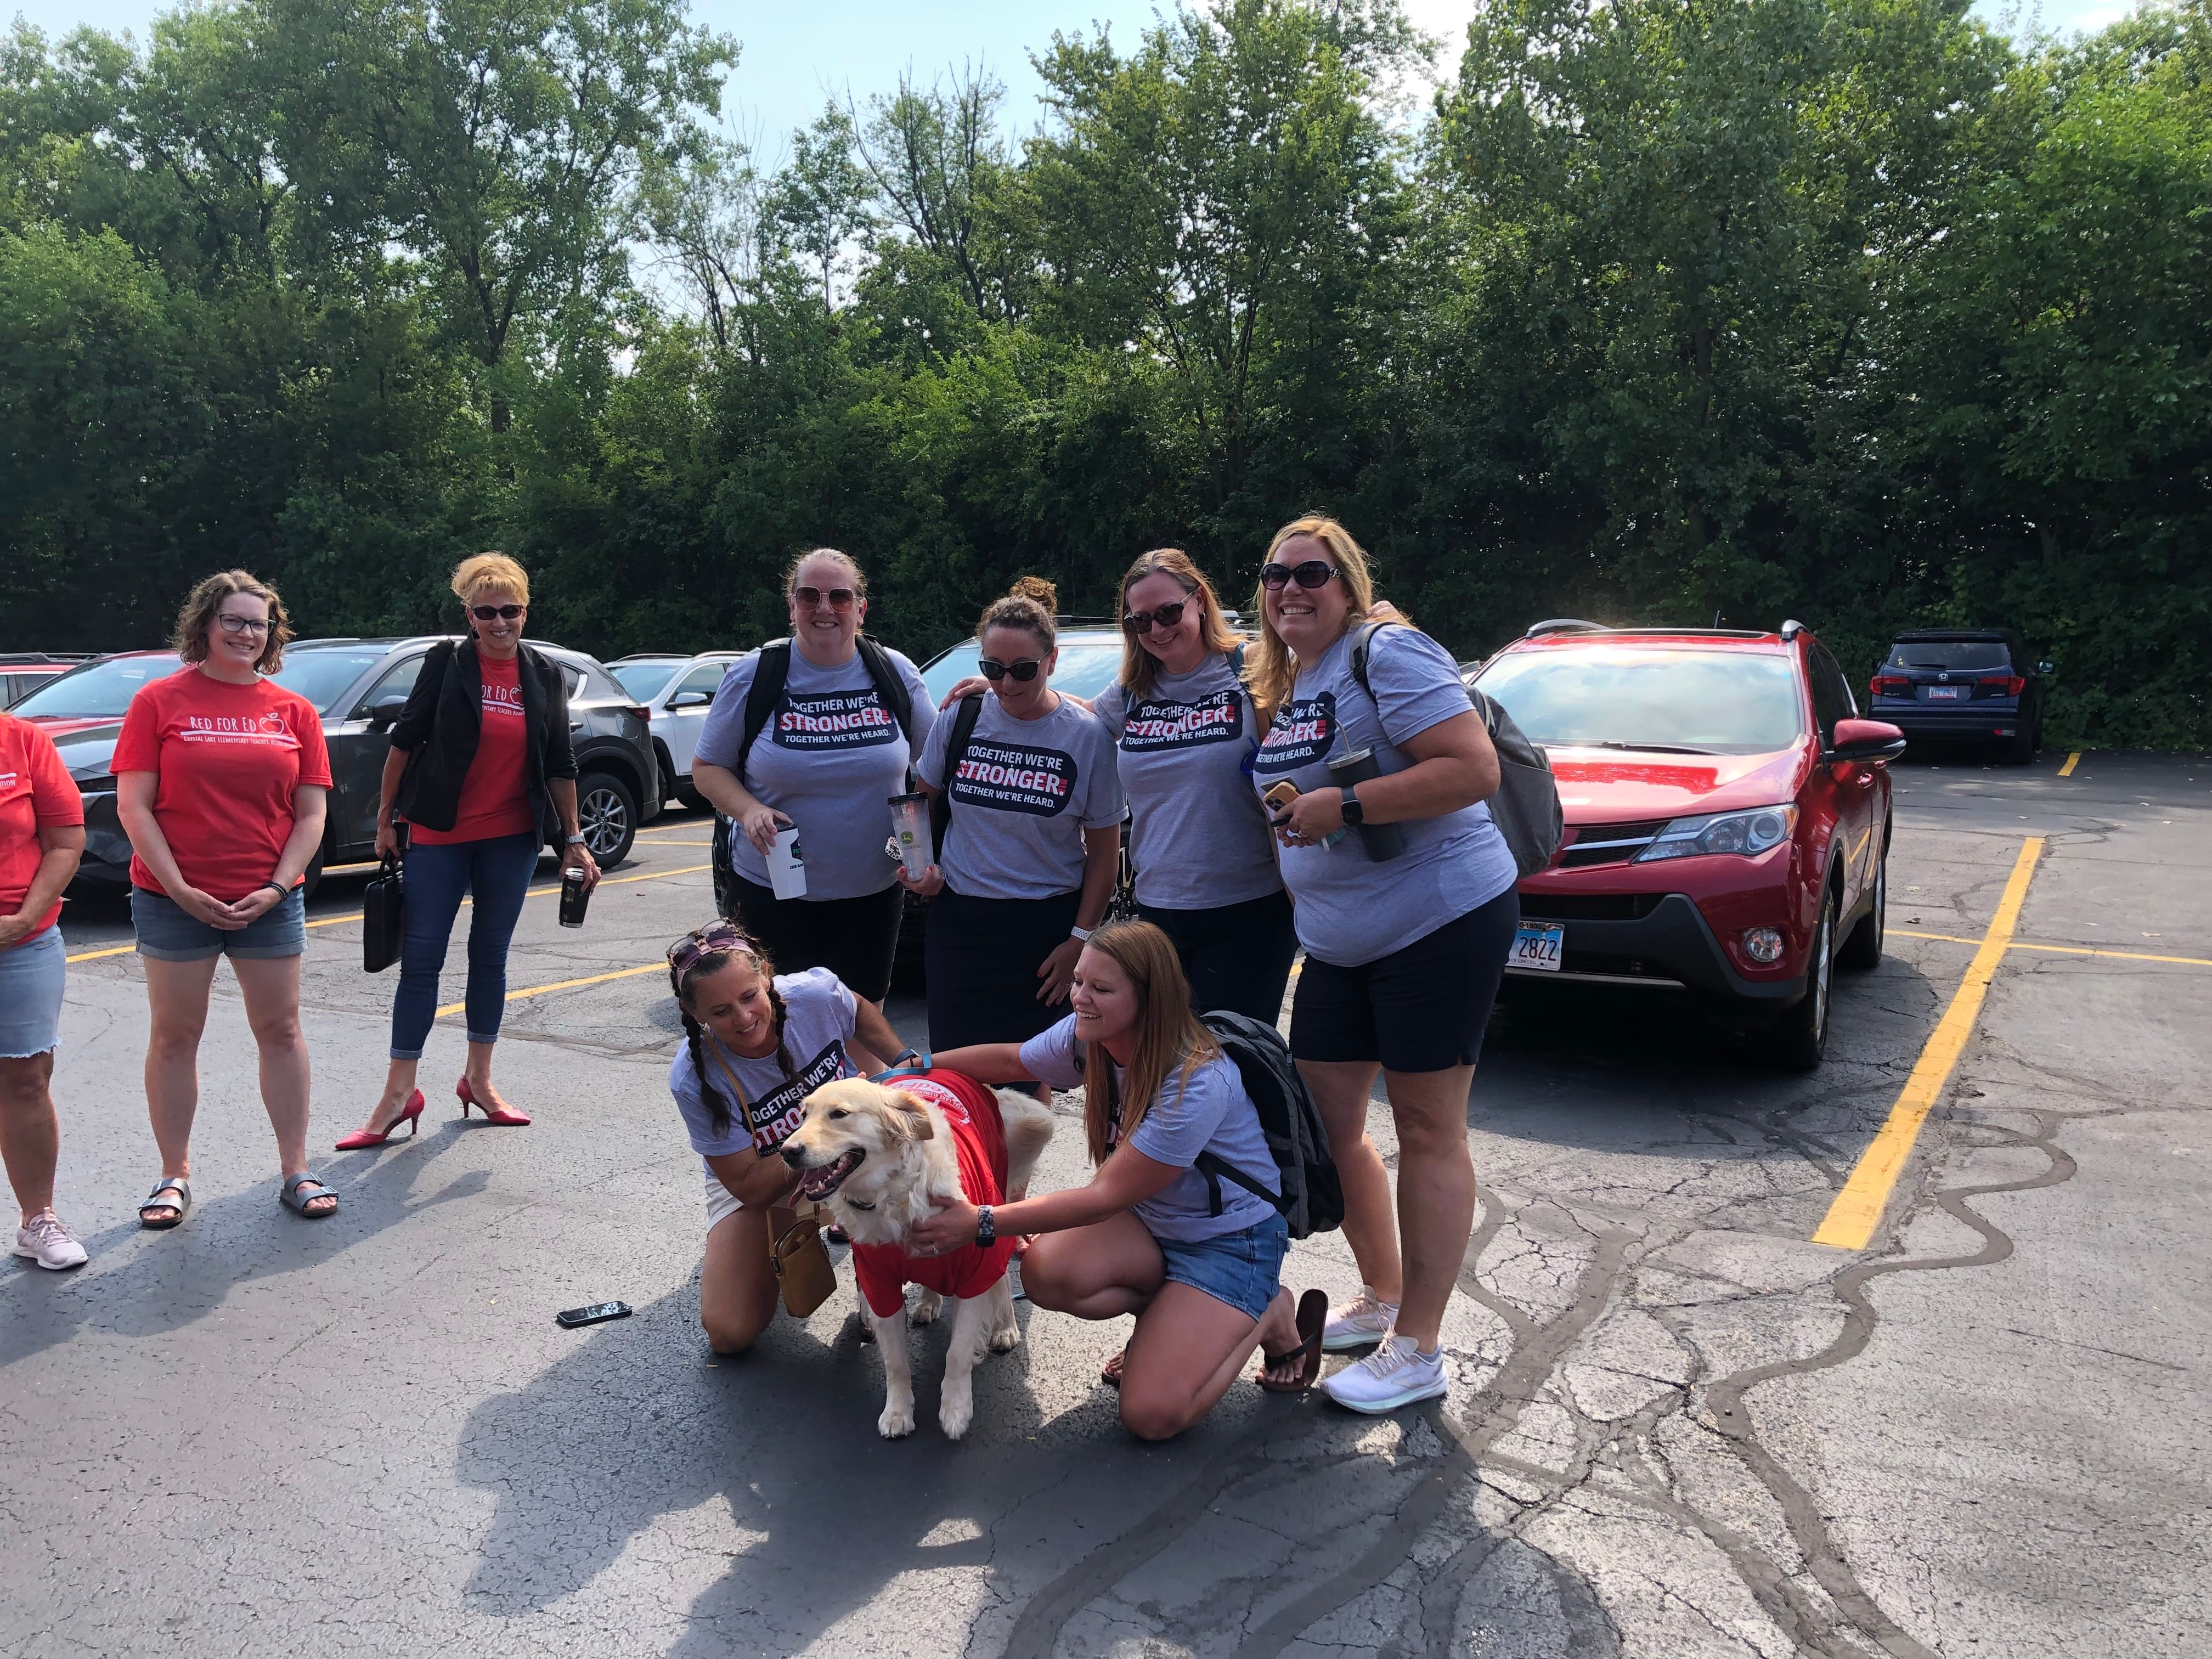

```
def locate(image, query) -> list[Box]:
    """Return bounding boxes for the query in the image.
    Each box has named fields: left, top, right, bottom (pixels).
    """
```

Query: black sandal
left=279, top=1173, right=338, bottom=1220
left=1255, top=1289, right=1329, bottom=1394
left=138, top=1177, right=191, bottom=1231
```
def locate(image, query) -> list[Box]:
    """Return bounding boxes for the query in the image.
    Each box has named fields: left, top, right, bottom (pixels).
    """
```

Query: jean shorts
left=131, top=884, right=307, bottom=962
left=1154, top=1210, right=1290, bottom=1321
left=0, top=926, right=66, bottom=1058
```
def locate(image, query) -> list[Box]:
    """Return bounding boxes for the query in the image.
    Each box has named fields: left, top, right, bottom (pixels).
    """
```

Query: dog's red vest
left=850, top=1070, right=1018, bottom=1318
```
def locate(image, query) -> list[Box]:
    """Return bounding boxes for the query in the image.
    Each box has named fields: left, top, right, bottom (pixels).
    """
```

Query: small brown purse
left=709, top=1042, right=839, bottom=1319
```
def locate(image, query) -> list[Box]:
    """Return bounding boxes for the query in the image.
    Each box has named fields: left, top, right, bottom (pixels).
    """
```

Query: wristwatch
left=1070, top=924, right=1093, bottom=943
left=1340, top=786, right=1365, bottom=826
left=564, top=833, right=587, bottom=846
left=974, top=1205, right=996, bottom=1248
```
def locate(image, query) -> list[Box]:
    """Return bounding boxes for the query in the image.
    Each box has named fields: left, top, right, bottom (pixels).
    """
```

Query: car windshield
left=1474, top=648, right=1804, bottom=754
left=10, top=654, right=181, bottom=718
left=921, top=637, right=1126, bottom=704
left=268, top=650, right=388, bottom=713
left=1887, top=640, right=2010, bottom=672
left=611, top=661, right=682, bottom=700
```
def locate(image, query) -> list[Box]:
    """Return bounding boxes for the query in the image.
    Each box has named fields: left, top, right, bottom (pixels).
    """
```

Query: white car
left=608, top=651, right=743, bottom=810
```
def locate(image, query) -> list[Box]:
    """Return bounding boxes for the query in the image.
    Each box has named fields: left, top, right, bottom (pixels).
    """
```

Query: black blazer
left=390, top=639, right=577, bottom=844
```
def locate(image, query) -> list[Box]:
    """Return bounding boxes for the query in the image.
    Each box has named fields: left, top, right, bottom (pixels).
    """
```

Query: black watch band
left=1339, top=786, right=1364, bottom=826
left=974, top=1205, right=995, bottom=1248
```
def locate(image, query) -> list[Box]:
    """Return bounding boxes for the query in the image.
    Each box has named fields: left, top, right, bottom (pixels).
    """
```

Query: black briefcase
left=363, top=853, right=405, bottom=973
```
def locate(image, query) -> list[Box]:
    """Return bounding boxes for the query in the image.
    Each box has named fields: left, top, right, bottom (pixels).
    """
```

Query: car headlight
left=1636, top=804, right=1798, bottom=862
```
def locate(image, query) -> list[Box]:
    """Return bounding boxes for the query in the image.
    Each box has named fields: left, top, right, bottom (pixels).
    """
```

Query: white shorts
left=704, top=1164, right=746, bottom=1235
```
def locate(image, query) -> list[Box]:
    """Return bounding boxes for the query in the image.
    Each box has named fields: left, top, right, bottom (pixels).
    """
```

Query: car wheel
left=1763, top=888, right=1835, bottom=1071
left=2002, top=724, right=2036, bottom=765
left=577, top=772, right=639, bottom=867
left=1838, top=838, right=1886, bottom=970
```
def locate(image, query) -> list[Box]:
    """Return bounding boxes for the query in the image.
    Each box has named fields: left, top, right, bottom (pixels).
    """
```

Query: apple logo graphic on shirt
left=1253, top=691, right=1337, bottom=772
left=259, top=713, right=289, bottom=736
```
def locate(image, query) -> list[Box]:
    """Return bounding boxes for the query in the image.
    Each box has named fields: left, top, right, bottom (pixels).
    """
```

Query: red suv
left=1468, top=620, right=1905, bottom=1068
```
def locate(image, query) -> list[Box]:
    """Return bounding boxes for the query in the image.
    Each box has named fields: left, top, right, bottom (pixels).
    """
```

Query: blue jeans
left=390, top=833, right=540, bottom=1059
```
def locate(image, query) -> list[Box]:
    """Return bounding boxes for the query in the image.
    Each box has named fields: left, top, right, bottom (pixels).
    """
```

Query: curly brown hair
left=170, top=569, right=294, bottom=673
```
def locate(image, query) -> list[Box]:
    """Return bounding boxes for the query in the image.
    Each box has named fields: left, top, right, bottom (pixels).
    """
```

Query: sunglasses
left=979, top=658, right=1043, bottom=683
left=792, top=586, right=856, bottom=610
left=668, top=921, right=748, bottom=977
left=470, top=604, right=526, bottom=621
left=1122, top=600, right=1189, bottom=635
left=1259, top=560, right=1342, bottom=592
left=216, top=614, right=272, bottom=636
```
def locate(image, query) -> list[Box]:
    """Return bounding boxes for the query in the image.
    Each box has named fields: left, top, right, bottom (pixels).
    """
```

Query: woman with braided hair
left=665, top=921, right=909, bottom=1353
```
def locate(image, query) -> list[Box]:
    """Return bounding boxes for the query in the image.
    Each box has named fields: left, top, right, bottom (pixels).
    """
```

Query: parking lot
left=4, top=751, right=2207, bottom=1658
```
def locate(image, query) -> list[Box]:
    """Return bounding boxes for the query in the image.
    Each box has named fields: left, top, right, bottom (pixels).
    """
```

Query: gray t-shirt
left=1018, top=1013, right=1279, bottom=1243
left=1091, top=656, right=1282, bottom=912
left=693, top=642, right=935, bottom=900
left=667, top=967, right=859, bottom=1188
left=916, top=693, right=1124, bottom=901
left=1250, top=625, right=1517, bottom=966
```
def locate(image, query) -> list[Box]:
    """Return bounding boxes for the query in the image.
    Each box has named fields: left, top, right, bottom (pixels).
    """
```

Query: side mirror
left=2038, top=659, right=2055, bottom=676
left=666, top=690, right=711, bottom=710
left=1828, top=717, right=1906, bottom=764
left=363, top=693, right=409, bottom=731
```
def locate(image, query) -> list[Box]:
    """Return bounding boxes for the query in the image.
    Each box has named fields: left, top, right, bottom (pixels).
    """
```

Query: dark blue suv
left=1867, top=629, right=2045, bottom=764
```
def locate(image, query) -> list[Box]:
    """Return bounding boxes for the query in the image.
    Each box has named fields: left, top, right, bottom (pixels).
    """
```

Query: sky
left=5, top=0, right=2143, bottom=161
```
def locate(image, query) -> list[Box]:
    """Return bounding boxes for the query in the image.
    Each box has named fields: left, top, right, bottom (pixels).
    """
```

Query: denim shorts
left=1154, top=1210, right=1290, bottom=1321
left=0, top=926, right=66, bottom=1058
left=131, top=884, right=307, bottom=962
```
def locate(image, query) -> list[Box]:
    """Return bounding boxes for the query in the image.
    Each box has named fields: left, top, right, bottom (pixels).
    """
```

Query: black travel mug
left=1327, top=747, right=1406, bottom=862
left=558, top=864, right=591, bottom=928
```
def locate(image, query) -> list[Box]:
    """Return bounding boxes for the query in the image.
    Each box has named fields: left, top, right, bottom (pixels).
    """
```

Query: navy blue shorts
left=1154, top=1211, right=1289, bottom=1321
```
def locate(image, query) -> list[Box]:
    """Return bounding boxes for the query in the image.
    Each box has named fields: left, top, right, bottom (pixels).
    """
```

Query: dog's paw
left=910, top=1290, right=943, bottom=1327
left=988, top=1322, right=1020, bottom=1353
left=939, top=1394, right=973, bottom=1441
left=878, top=1402, right=917, bottom=1439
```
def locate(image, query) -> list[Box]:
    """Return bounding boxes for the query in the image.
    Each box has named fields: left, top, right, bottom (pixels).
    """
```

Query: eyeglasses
left=979, top=658, right=1043, bottom=683
left=668, top=921, right=747, bottom=977
left=1259, top=561, right=1341, bottom=592
left=216, top=614, right=272, bottom=635
left=1122, top=600, right=1189, bottom=635
left=470, top=604, right=526, bottom=622
left=792, top=586, right=856, bottom=611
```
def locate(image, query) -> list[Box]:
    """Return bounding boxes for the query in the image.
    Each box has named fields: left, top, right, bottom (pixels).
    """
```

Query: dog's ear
left=885, top=1092, right=936, bottom=1142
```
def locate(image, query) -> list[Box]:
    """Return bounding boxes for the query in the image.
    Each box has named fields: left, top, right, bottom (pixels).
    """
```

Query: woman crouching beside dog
left=665, top=921, right=913, bottom=1353
left=910, top=919, right=1327, bottom=1440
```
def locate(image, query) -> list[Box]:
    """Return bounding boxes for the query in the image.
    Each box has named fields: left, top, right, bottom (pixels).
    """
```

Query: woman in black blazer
left=336, top=555, right=599, bottom=1147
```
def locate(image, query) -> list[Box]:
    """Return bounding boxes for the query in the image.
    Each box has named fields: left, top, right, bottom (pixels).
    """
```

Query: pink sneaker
left=14, top=1209, right=87, bottom=1270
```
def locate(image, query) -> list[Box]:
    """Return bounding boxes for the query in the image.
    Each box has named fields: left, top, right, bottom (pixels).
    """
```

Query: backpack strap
left=930, top=693, right=985, bottom=859
left=1226, top=642, right=1246, bottom=676
left=736, top=640, right=794, bottom=784
left=853, top=636, right=915, bottom=750
left=1193, top=1150, right=1288, bottom=1215
left=1346, top=619, right=1394, bottom=709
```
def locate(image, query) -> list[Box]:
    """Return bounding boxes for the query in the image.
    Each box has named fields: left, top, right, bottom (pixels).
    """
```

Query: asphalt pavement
left=4, top=751, right=2207, bottom=1658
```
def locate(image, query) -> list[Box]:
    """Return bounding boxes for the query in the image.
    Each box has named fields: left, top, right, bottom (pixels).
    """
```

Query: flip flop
left=138, top=1177, right=191, bottom=1231
left=279, top=1173, right=339, bottom=1220
left=1255, top=1289, right=1329, bottom=1393
left=1100, top=1348, right=1126, bottom=1389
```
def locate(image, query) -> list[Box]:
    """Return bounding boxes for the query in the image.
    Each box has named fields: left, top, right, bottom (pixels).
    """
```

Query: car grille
left=1556, top=820, right=1671, bottom=868
left=1517, top=892, right=1664, bottom=922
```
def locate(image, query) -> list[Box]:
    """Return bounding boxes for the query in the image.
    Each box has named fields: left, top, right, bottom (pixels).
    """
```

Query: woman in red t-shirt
left=335, top=554, right=600, bottom=1149
left=0, top=711, right=89, bottom=1269
left=115, top=571, right=336, bottom=1225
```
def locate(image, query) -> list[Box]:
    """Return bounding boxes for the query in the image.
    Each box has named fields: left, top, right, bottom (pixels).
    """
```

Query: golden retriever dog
left=782, top=1074, right=1054, bottom=1440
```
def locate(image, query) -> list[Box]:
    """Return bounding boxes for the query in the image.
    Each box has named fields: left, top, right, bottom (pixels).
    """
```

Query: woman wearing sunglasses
left=337, top=554, right=599, bottom=1148
left=907, top=578, right=1125, bottom=1066
left=690, top=549, right=934, bottom=1012
left=1086, top=549, right=1294, bottom=1024
left=1246, top=516, right=1518, bottom=1415
left=115, top=572, right=337, bottom=1224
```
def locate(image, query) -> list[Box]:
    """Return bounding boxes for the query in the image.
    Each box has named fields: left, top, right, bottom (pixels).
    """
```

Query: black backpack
left=1191, top=1011, right=1344, bottom=1240
left=928, top=692, right=985, bottom=859
left=1347, top=620, right=1564, bottom=878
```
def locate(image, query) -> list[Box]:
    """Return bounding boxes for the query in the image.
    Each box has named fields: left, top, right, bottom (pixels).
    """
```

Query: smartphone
left=555, top=1301, right=632, bottom=1329
left=1262, top=780, right=1300, bottom=814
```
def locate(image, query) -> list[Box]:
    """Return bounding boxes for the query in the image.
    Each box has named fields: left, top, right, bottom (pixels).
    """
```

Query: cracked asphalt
left=5, top=751, right=2207, bottom=1658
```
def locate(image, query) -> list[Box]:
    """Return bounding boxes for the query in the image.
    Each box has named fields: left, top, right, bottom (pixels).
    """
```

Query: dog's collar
left=843, top=1198, right=877, bottom=1211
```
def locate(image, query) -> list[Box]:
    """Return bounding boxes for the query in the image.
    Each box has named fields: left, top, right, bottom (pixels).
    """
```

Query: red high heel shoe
left=456, top=1077, right=531, bottom=1127
left=335, top=1089, right=425, bottom=1150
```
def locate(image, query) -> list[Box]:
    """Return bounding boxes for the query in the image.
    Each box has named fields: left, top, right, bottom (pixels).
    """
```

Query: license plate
left=1926, top=685, right=1966, bottom=699
left=1510, top=922, right=1565, bottom=972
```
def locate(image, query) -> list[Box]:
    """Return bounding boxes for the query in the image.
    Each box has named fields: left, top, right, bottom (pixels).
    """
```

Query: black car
left=14, top=638, right=661, bottom=894
left=1866, top=629, right=2046, bottom=764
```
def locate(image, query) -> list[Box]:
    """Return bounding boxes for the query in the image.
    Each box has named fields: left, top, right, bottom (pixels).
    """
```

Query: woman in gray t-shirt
left=910, top=919, right=1326, bottom=1439
left=1087, top=549, right=1296, bottom=1025
left=1246, top=515, right=1519, bottom=1419
left=906, top=578, right=1124, bottom=1057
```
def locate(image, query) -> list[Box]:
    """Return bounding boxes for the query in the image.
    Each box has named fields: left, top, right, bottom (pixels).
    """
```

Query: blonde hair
left=451, top=552, right=531, bottom=606
left=1079, top=919, right=1221, bottom=1166
left=978, top=575, right=1059, bottom=653
left=1116, top=549, right=1241, bottom=701
left=171, top=570, right=294, bottom=673
left=783, top=547, right=868, bottom=601
left=1246, top=515, right=1376, bottom=720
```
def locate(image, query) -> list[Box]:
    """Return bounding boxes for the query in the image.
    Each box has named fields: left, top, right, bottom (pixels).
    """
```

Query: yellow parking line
left=63, top=943, right=140, bottom=962
left=1892, top=928, right=2212, bottom=969
left=1814, top=837, right=2044, bottom=1250
left=2057, top=752, right=2081, bottom=778
left=436, top=961, right=663, bottom=1018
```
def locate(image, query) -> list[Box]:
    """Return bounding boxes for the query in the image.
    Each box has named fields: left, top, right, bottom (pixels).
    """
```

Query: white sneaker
left=1319, top=1333, right=1447, bottom=1414
left=14, top=1209, right=87, bottom=1271
left=1322, top=1286, right=1400, bottom=1352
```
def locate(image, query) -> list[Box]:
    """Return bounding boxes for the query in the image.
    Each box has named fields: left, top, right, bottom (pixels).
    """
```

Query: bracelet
left=1070, top=924, right=1093, bottom=943
left=974, top=1204, right=996, bottom=1248
left=261, top=881, right=289, bottom=900
left=564, top=833, right=586, bottom=846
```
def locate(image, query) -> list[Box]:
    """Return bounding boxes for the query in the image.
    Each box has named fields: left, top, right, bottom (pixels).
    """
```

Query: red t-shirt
left=112, top=669, right=333, bottom=904
left=850, top=1071, right=1019, bottom=1318
left=0, top=714, right=84, bottom=940
left=411, top=652, right=535, bottom=845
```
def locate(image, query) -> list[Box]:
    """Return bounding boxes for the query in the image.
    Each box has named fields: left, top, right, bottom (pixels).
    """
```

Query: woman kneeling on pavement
left=910, top=918, right=1327, bottom=1441
left=665, top=920, right=911, bottom=1353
